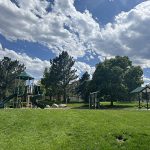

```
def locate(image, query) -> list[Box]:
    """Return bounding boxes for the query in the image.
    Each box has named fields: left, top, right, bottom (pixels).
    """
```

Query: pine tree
left=0, top=57, right=25, bottom=99
left=42, top=51, right=78, bottom=103
left=76, top=71, right=90, bottom=102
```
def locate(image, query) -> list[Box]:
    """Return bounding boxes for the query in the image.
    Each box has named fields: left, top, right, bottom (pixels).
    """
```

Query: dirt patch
left=116, top=135, right=127, bottom=143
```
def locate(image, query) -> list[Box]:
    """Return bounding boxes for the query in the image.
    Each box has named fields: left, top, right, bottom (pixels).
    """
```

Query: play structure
left=131, top=85, right=150, bottom=109
left=89, top=91, right=100, bottom=109
left=0, top=71, right=45, bottom=109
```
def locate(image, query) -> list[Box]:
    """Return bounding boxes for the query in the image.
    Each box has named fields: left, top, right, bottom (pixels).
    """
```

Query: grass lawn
left=99, top=101, right=138, bottom=109
left=0, top=109, right=150, bottom=150
left=67, top=101, right=138, bottom=110
left=67, top=103, right=88, bottom=109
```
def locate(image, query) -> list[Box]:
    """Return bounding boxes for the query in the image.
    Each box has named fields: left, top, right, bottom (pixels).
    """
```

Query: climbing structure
left=15, top=71, right=34, bottom=108
left=0, top=71, right=43, bottom=108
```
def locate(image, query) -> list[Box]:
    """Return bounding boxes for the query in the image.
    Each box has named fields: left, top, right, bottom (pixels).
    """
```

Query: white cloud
left=96, top=1, right=150, bottom=67
left=143, top=76, right=150, bottom=86
left=0, top=43, right=94, bottom=80
left=0, top=0, right=103, bottom=59
left=16, top=0, right=49, bottom=16
left=74, top=61, right=95, bottom=76
left=0, top=0, right=150, bottom=68
left=0, top=44, right=50, bottom=79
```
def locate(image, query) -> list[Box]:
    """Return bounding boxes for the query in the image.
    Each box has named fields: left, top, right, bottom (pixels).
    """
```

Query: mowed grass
left=100, top=101, right=138, bottom=109
left=0, top=109, right=150, bottom=150
left=67, top=101, right=138, bottom=110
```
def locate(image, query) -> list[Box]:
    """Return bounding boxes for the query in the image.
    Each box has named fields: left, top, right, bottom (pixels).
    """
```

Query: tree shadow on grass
left=70, top=104, right=89, bottom=109
left=70, top=103, right=137, bottom=110
left=99, top=104, right=136, bottom=110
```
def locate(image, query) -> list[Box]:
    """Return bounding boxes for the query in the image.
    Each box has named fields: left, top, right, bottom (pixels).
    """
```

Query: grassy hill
left=0, top=109, right=149, bottom=150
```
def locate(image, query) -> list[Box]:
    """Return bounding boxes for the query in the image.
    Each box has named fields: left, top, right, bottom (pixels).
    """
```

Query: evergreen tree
left=0, top=57, right=25, bottom=99
left=76, top=71, right=90, bottom=102
left=42, top=51, right=78, bottom=103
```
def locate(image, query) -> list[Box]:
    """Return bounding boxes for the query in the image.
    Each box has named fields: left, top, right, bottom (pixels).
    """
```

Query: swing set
left=89, top=91, right=100, bottom=109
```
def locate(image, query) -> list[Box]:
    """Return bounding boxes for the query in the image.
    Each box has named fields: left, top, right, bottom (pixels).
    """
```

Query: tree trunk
left=49, top=95, right=52, bottom=101
left=57, top=94, right=59, bottom=102
left=63, top=88, right=67, bottom=104
left=110, top=100, right=113, bottom=106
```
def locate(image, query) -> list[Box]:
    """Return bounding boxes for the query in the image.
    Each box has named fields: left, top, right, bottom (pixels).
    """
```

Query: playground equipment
left=89, top=91, right=100, bottom=109
left=0, top=94, right=17, bottom=108
left=131, top=85, right=150, bottom=109
left=0, top=71, right=44, bottom=109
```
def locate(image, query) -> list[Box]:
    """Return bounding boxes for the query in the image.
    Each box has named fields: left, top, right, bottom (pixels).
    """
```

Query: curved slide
left=0, top=94, right=17, bottom=108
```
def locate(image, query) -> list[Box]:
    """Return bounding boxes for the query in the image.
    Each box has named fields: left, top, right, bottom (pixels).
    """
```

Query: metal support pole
left=95, top=93, right=96, bottom=109
left=89, top=94, right=90, bottom=109
left=146, top=88, right=148, bottom=110
left=138, top=93, right=141, bottom=109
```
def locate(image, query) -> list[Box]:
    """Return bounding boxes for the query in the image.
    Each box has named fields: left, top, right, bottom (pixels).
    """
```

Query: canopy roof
left=131, top=87, right=145, bottom=93
left=131, top=85, right=150, bottom=94
left=16, top=71, right=34, bottom=80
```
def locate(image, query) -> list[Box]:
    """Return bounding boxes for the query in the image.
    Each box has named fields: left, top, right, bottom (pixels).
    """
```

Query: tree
left=0, top=57, right=25, bottom=100
left=124, top=66, right=143, bottom=97
left=76, top=71, right=90, bottom=102
left=41, top=51, right=78, bottom=103
left=41, top=67, right=59, bottom=101
left=91, top=56, right=143, bottom=106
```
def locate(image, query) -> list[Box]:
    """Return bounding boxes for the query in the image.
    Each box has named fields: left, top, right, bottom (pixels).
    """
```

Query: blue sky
left=0, top=0, right=149, bottom=84
left=75, top=0, right=145, bottom=24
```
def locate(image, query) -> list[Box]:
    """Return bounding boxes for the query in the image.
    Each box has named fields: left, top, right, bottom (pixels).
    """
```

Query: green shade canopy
left=131, top=87, right=145, bottom=93
left=131, top=85, right=150, bottom=94
left=16, top=71, right=34, bottom=80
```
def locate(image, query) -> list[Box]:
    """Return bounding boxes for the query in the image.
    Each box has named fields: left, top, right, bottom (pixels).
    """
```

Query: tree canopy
left=76, top=71, right=90, bottom=102
left=91, top=56, right=143, bottom=105
left=42, top=55, right=143, bottom=105
left=41, top=51, right=78, bottom=103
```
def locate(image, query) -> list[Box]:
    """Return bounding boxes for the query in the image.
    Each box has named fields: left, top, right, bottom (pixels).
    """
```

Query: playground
left=1, top=71, right=150, bottom=111
left=0, top=71, right=150, bottom=150
left=0, top=71, right=45, bottom=109
left=0, top=73, right=150, bottom=150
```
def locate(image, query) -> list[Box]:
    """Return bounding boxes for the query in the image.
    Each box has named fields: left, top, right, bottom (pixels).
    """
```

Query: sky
left=0, top=0, right=150, bottom=84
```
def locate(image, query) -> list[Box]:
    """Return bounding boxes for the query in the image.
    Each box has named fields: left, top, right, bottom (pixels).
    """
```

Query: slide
left=31, top=95, right=45, bottom=109
left=0, top=94, right=17, bottom=108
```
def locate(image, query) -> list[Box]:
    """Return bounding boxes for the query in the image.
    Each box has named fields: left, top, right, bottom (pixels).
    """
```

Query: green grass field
left=0, top=109, right=150, bottom=150
left=67, top=101, right=138, bottom=110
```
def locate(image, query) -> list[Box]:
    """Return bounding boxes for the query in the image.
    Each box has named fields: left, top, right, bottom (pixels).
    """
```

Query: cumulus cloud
left=0, top=0, right=150, bottom=68
left=0, top=44, right=50, bottom=79
left=0, top=43, right=94, bottom=80
left=0, top=0, right=93, bottom=58
left=96, top=1, right=150, bottom=67
left=143, top=76, right=150, bottom=86
left=16, top=0, right=49, bottom=16
left=74, top=61, right=95, bottom=77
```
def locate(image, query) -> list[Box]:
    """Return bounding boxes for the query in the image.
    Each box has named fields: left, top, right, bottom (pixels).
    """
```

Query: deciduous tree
left=91, top=56, right=143, bottom=106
